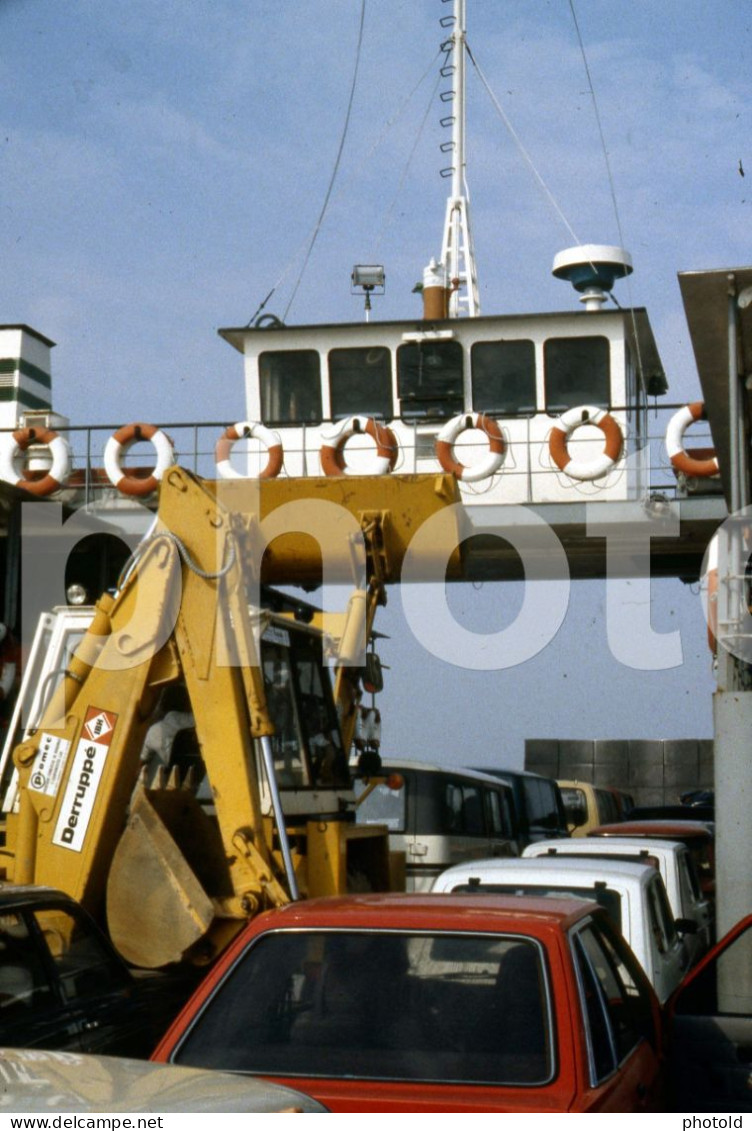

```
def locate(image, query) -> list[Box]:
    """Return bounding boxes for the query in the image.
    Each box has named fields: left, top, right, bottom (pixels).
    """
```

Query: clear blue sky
left=2, top=1, right=749, bottom=767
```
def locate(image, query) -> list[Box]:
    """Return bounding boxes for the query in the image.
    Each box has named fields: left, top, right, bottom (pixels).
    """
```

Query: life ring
left=215, top=421, right=283, bottom=480
left=435, top=413, right=506, bottom=483
left=0, top=427, right=71, bottom=496
left=103, top=423, right=174, bottom=497
left=665, top=402, right=719, bottom=478
left=549, top=405, right=623, bottom=482
left=320, top=416, right=398, bottom=476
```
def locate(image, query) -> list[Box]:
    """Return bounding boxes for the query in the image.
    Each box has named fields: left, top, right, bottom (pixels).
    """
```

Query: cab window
left=471, top=339, right=536, bottom=415
left=544, top=336, right=610, bottom=413
left=259, top=350, right=322, bottom=424
left=397, top=339, right=463, bottom=420
left=329, top=347, right=392, bottom=421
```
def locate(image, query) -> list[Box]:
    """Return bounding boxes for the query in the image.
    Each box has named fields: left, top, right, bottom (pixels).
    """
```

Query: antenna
left=437, top=0, right=479, bottom=317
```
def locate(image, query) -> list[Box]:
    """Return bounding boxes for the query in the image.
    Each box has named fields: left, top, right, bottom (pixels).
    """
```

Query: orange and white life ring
left=320, top=416, right=398, bottom=476
left=702, top=534, right=719, bottom=655
left=435, top=413, right=506, bottom=483
left=103, top=423, right=174, bottom=497
left=0, top=427, right=71, bottom=496
left=665, top=402, right=719, bottom=478
left=215, top=421, right=283, bottom=480
left=549, top=405, right=623, bottom=482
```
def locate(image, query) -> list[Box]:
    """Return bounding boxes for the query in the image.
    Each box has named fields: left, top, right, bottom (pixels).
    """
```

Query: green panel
left=0, top=357, right=52, bottom=389
left=0, top=387, right=51, bottom=409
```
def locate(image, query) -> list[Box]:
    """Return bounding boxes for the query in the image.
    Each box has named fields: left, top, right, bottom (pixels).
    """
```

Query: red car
left=153, top=893, right=664, bottom=1112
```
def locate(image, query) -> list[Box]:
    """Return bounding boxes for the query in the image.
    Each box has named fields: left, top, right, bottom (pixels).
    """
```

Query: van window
left=485, top=788, right=514, bottom=839
left=397, top=339, right=463, bottom=421
left=444, top=782, right=484, bottom=836
left=328, top=347, right=392, bottom=421
left=544, top=336, right=609, bottom=413
left=523, top=778, right=564, bottom=833
left=259, top=350, right=322, bottom=424
left=471, top=339, right=536, bottom=415
left=595, top=789, right=620, bottom=824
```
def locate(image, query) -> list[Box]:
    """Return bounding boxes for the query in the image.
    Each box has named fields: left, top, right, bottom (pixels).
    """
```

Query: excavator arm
left=3, top=467, right=464, bottom=969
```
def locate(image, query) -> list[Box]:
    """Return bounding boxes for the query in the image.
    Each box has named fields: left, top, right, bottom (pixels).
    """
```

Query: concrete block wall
left=525, top=738, right=713, bottom=808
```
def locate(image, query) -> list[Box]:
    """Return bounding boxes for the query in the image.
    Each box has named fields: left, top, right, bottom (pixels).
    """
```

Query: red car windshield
left=170, top=929, right=554, bottom=1087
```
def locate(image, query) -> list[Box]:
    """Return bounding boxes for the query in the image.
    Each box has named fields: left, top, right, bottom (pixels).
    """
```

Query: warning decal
left=29, top=733, right=71, bottom=798
left=52, top=706, right=118, bottom=853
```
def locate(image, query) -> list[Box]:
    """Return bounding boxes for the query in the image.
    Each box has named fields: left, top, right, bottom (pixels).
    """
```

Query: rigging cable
left=466, top=42, right=581, bottom=248
left=568, top=1, right=647, bottom=395
left=374, top=61, right=443, bottom=255
left=282, top=0, right=367, bottom=323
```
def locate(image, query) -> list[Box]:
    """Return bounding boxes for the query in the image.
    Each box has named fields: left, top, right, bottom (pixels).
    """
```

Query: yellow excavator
left=0, top=467, right=462, bottom=969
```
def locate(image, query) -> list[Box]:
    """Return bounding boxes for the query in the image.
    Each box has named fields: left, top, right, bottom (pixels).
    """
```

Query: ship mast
left=438, top=0, right=479, bottom=318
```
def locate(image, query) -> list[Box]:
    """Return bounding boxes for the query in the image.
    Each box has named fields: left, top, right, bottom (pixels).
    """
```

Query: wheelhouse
left=220, top=306, right=665, bottom=505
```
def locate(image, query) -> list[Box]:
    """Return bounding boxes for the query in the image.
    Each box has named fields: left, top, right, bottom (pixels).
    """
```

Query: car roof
left=472, top=766, right=554, bottom=782
left=591, top=821, right=713, bottom=839
left=526, top=836, right=684, bottom=858
left=433, top=856, right=657, bottom=892
left=0, top=1048, right=328, bottom=1112
left=375, top=760, right=513, bottom=787
left=241, top=892, right=600, bottom=936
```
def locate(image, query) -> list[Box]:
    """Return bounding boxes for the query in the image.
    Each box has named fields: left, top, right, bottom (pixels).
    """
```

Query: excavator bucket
left=106, top=785, right=229, bottom=969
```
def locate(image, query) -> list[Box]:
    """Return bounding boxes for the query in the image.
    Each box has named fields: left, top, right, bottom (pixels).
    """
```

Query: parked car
left=0, top=1047, right=327, bottom=1112
left=471, top=767, right=569, bottom=847
left=522, top=836, right=713, bottom=962
left=431, top=856, right=690, bottom=1002
left=556, top=779, right=622, bottom=835
left=153, top=892, right=664, bottom=1112
left=354, top=760, right=518, bottom=891
left=590, top=820, right=715, bottom=899
left=0, top=885, right=196, bottom=1056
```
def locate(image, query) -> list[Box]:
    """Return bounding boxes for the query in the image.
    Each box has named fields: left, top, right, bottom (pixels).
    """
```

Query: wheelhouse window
left=259, top=350, right=322, bottom=425
left=544, top=336, right=610, bottom=414
left=397, top=339, right=463, bottom=421
left=471, top=340, right=536, bottom=415
left=169, top=929, right=553, bottom=1086
left=328, top=347, right=392, bottom=421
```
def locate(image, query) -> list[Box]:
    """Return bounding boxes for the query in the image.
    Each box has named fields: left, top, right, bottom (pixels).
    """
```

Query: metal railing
left=0, top=402, right=720, bottom=506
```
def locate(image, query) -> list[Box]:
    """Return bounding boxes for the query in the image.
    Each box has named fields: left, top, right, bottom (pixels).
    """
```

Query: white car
left=0, top=1048, right=327, bottom=1112
left=431, top=856, right=690, bottom=1003
left=522, top=836, right=712, bottom=964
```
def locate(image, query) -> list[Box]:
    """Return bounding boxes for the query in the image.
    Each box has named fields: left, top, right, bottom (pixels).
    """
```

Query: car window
left=172, top=929, right=554, bottom=1087
left=646, top=878, right=678, bottom=954
left=572, top=920, right=655, bottom=1084
left=0, top=912, right=55, bottom=1019
left=679, top=850, right=702, bottom=904
left=31, top=907, right=130, bottom=1003
left=451, top=882, right=622, bottom=934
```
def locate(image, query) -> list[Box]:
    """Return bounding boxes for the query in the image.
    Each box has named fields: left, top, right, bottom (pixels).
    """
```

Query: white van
left=354, top=760, right=518, bottom=892
left=431, top=856, right=691, bottom=1003
left=522, top=836, right=713, bottom=963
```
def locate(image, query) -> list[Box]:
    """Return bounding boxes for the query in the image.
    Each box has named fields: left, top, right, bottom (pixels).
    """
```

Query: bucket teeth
left=167, top=766, right=181, bottom=790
